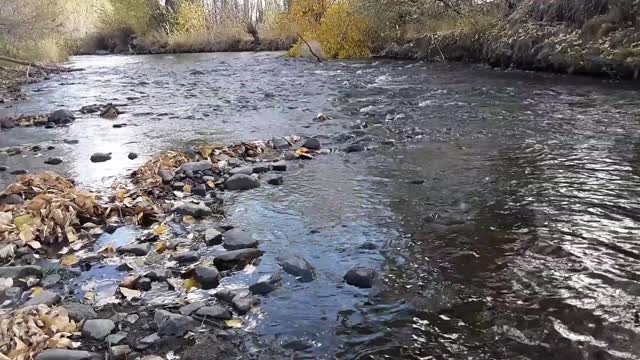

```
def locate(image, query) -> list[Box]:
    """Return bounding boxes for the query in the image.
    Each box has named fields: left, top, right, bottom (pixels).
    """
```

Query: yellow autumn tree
left=173, top=0, right=210, bottom=34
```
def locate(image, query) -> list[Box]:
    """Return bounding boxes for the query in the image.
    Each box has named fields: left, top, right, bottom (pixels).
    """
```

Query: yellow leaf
left=182, top=215, right=196, bottom=224
left=183, top=184, right=192, bottom=193
left=19, top=228, right=35, bottom=242
left=296, top=147, right=310, bottom=156
left=84, top=291, right=96, bottom=302
left=27, top=240, right=41, bottom=249
left=98, top=245, right=116, bottom=257
left=67, top=229, right=79, bottom=243
left=61, top=255, right=79, bottom=267
left=116, top=189, right=127, bottom=200
left=31, top=287, right=45, bottom=297
left=119, top=287, right=142, bottom=300
left=14, top=214, right=34, bottom=231
left=156, top=241, right=167, bottom=254
left=225, top=319, right=243, bottom=328
left=155, top=224, right=169, bottom=235
left=184, top=278, right=201, bottom=292
left=207, top=180, right=216, bottom=189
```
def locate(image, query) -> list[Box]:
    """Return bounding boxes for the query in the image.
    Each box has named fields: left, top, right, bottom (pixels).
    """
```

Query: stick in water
left=296, top=33, right=323, bottom=62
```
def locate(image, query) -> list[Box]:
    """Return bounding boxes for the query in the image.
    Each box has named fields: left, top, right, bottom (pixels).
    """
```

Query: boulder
left=230, top=166, right=253, bottom=176
left=249, top=273, right=283, bottom=295
left=223, top=228, right=258, bottom=250
left=204, top=228, right=223, bottom=245
left=272, top=161, right=287, bottom=171
left=193, top=266, right=220, bottom=289
left=276, top=255, right=316, bottom=282
left=48, top=109, right=75, bottom=124
left=195, top=305, right=231, bottom=320
left=117, top=243, right=151, bottom=256
left=35, top=349, right=99, bottom=360
left=82, top=319, right=115, bottom=339
left=90, top=153, right=112, bottom=163
left=225, top=174, right=260, bottom=191
left=344, top=268, right=377, bottom=288
left=64, top=302, right=97, bottom=322
left=154, top=309, right=195, bottom=336
left=24, top=290, right=60, bottom=307
left=302, top=138, right=321, bottom=150
left=213, top=249, right=264, bottom=271
left=174, top=203, right=212, bottom=218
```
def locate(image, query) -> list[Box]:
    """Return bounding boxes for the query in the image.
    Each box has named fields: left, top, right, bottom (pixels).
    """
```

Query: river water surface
left=2, top=52, right=640, bottom=359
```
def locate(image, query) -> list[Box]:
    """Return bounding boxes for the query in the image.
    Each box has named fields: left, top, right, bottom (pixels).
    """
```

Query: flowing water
left=2, top=52, right=640, bottom=359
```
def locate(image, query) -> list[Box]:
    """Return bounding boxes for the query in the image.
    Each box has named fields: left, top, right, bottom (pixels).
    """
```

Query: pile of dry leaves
left=0, top=304, right=80, bottom=360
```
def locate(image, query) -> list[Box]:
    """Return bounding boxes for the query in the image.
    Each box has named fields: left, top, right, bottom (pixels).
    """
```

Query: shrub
left=173, top=1, right=210, bottom=34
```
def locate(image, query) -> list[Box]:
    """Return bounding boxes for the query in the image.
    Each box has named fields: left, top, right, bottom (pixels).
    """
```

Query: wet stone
left=272, top=137, right=290, bottom=149
left=117, top=243, right=151, bottom=256
left=48, top=109, right=75, bottom=124
left=82, top=319, right=115, bottom=339
left=0, top=265, right=42, bottom=279
left=272, top=161, right=287, bottom=171
left=173, top=252, right=199, bottom=264
left=344, top=144, right=366, bottom=153
left=90, top=153, right=112, bottom=163
left=35, top=349, right=99, bottom=360
left=136, top=333, right=160, bottom=350
left=64, top=139, right=79, bottom=144
left=232, top=295, right=258, bottom=315
left=192, top=184, right=207, bottom=197
left=41, top=273, right=61, bottom=288
left=171, top=181, right=185, bottom=190
left=174, top=202, right=212, bottom=218
left=128, top=152, right=138, bottom=160
left=154, top=309, right=195, bottom=336
left=230, top=166, right=253, bottom=176
left=0, top=166, right=6, bottom=172
left=213, top=249, right=264, bottom=271
left=10, top=170, right=27, bottom=175
left=205, top=228, right=223, bottom=245
left=195, top=305, right=232, bottom=320
left=223, top=228, right=258, bottom=250
left=302, top=138, right=321, bottom=150
left=179, top=301, right=205, bottom=316
left=2, top=287, right=23, bottom=304
left=44, top=157, right=63, bottom=165
left=106, top=331, right=128, bottom=345
left=193, top=266, right=220, bottom=289
left=277, top=255, right=316, bottom=283
left=136, top=277, right=153, bottom=291
left=159, top=169, right=175, bottom=183
left=284, top=151, right=298, bottom=160
left=178, top=161, right=213, bottom=176
left=24, top=290, right=60, bottom=307
left=267, top=176, right=284, bottom=186
left=359, top=242, right=378, bottom=250
left=109, top=345, right=131, bottom=360
left=344, top=268, right=377, bottom=288
left=252, top=164, right=271, bottom=173
left=249, top=273, right=283, bottom=295
left=1, top=194, right=25, bottom=205
left=65, top=302, right=97, bottom=322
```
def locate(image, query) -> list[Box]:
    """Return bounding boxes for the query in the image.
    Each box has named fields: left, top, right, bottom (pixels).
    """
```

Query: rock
left=100, top=105, right=120, bottom=119
left=24, top=290, right=60, bottom=306
left=2, top=287, right=23, bottom=304
left=64, top=302, right=97, bottom=322
left=136, top=277, right=153, bottom=291
left=109, top=345, right=131, bottom=360
left=179, top=301, right=205, bottom=316
left=44, top=157, right=63, bottom=165
left=272, top=161, right=287, bottom=171
left=31, top=145, right=42, bottom=152
left=267, top=176, right=284, bottom=186
left=192, top=184, right=207, bottom=197
left=409, top=179, right=425, bottom=185
left=154, top=309, right=195, bottom=336
left=117, top=243, right=151, bottom=256
left=223, top=228, right=258, bottom=250
left=0, top=166, right=6, bottom=172
left=302, top=138, right=321, bottom=150
left=359, top=242, right=377, bottom=250
left=276, top=255, right=316, bottom=282
left=225, top=174, right=260, bottom=191
left=158, top=169, right=175, bottom=183
left=48, top=109, right=75, bottom=124
left=195, top=305, right=232, bottom=320
left=104, top=224, right=120, bottom=234
left=272, top=137, right=290, bottom=150
left=193, top=266, right=220, bottom=289
left=232, top=295, right=258, bottom=315
left=128, top=152, right=138, bottom=160
left=204, top=228, right=223, bottom=245
left=230, top=166, right=253, bottom=176
left=127, top=314, right=139, bottom=324
left=136, top=333, right=160, bottom=350
left=249, top=273, right=283, bottom=295
left=173, top=251, right=200, bottom=264
left=252, top=164, right=271, bottom=173
left=35, top=349, right=99, bottom=360
left=344, top=144, right=366, bottom=153
left=213, top=249, right=264, bottom=271
left=106, top=331, right=128, bottom=345
left=284, top=151, right=298, bottom=160
left=90, top=153, right=112, bottom=163
left=171, top=181, right=185, bottom=190
left=0, top=265, right=42, bottom=279
left=10, top=169, right=27, bottom=175
left=174, top=203, right=212, bottom=218
left=344, top=268, right=377, bottom=288
left=63, top=139, right=79, bottom=144
left=82, top=319, right=115, bottom=339
left=178, top=161, right=213, bottom=176
left=41, top=273, right=61, bottom=288
left=1, top=194, right=25, bottom=205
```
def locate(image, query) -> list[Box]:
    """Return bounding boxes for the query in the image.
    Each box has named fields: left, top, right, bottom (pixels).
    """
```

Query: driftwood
left=296, top=33, right=323, bottom=62
left=0, top=55, right=84, bottom=72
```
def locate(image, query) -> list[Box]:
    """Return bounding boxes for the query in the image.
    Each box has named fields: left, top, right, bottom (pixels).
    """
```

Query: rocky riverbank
left=0, top=114, right=380, bottom=359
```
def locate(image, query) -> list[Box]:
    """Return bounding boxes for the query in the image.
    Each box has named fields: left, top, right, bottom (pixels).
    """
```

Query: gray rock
left=154, top=309, right=195, bottom=336
left=64, top=302, right=97, bottom=322
left=179, top=301, right=205, bottom=315
left=249, top=273, right=283, bottom=295
left=192, top=184, right=207, bottom=197
left=136, top=332, right=160, bottom=350
left=232, top=295, right=258, bottom=315
left=284, top=151, right=298, bottom=160
left=272, top=137, right=290, bottom=149
left=272, top=161, right=287, bottom=171
left=41, top=273, right=61, bottom=288
left=344, top=144, right=365, bottom=153
left=90, top=153, right=112, bottom=163
left=252, top=164, right=271, bottom=173
left=1, top=194, right=25, bottom=205
left=213, top=249, right=264, bottom=271
left=82, top=319, right=115, bottom=339
left=223, top=228, right=258, bottom=250
left=276, top=255, right=316, bottom=282
left=24, top=290, right=60, bottom=306
left=128, top=152, right=138, bottom=160
left=173, top=252, right=199, bottom=264
left=158, top=169, right=175, bottom=183
left=2, top=287, right=23, bottom=304
left=267, top=176, right=284, bottom=186
left=174, top=203, right=212, bottom=218
left=178, top=161, right=213, bottom=176
left=109, top=345, right=131, bottom=360
left=204, top=228, right=223, bottom=245
left=117, top=243, right=151, bottom=256
left=48, top=109, right=75, bottom=124
left=344, top=268, right=377, bottom=288
left=193, top=266, right=220, bottom=289
left=171, top=181, right=185, bottom=190
left=106, top=331, right=128, bottom=345
left=195, top=305, right=231, bottom=320
left=230, top=166, right=253, bottom=176
left=359, top=242, right=378, bottom=250
left=63, top=139, right=79, bottom=145
left=35, top=349, right=99, bottom=360
left=302, top=138, right=321, bottom=150
left=225, top=174, right=260, bottom=191
left=136, top=277, right=152, bottom=291
left=44, top=157, right=63, bottom=165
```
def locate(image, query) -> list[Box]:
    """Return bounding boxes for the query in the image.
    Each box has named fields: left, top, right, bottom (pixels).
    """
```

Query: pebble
left=10, top=169, right=27, bottom=175
left=128, top=152, right=138, bottom=160
left=90, top=152, right=112, bottom=163
left=192, top=183, right=207, bottom=197
left=179, top=301, right=205, bottom=316
left=44, top=157, right=63, bottom=165
left=223, top=228, right=258, bottom=250
left=109, top=345, right=131, bottom=360
left=41, top=273, right=61, bottom=288
left=344, top=268, right=377, bottom=288
left=276, top=255, right=316, bottom=282
left=135, top=333, right=160, bottom=350
left=82, top=319, right=115, bottom=339
left=158, top=169, right=175, bottom=183
left=106, top=331, right=128, bottom=345
left=225, top=174, right=260, bottom=191
left=136, top=277, right=153, bottom=291
left=230, top=166, right=253, bottom=176
left=272, top=137, right=290, bottom=149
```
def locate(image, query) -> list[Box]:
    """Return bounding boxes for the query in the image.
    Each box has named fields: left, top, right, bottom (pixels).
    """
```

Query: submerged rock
left=117, top=243, right=151, bottom=256
left=90, top=153, right=112, bottom=163
left=174, top=202, right=212, bottom=218
left=82, top=319, right=115, bottom=339
left=223, top=228, right=258, bottom=250
left=272, top=160, right=287, bottom=171
left=204, top=228, right=223, bottom=245
left=302, top=138, right=321, bottom=150
left=44, top=157, right=63, bottom=165
left=249, top=273, right=283, bottom=295
left=35, top=349, right=99, bottom=360
left=267, top=176, right=284, bottom=186
left=154, top=309, right=195, bottom=336
left=225, top=174, right=260, bottom=191
left=277, top=255, right=316, bottom=282
left=344, top=268, right=377, bottom=288
left=214, top=248, right=264, bottom=271
left=344, top=144, right=366, bottom=153
left=128, top=152, right=138, bottom=160
left=48, top=109, right=75, bottom=124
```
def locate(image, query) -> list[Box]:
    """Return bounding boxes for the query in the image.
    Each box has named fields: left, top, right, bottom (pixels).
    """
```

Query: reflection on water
left=2, top=52, right=640, bottom=359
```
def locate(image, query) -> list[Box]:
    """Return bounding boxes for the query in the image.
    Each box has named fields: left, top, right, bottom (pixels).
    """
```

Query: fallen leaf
left=84, top=291, right=96, bottom=302
left=207, top=181, right=215, bottom=189
left=119, top=287, right=142, bottom=300
left=183, top=184, right=192, bottom=193
left=31, top=287, right=45, bottom=297
left=184, top=278, right=201, bottom=292
left=155, top=224, right=168, bottom=236
left=224, top=319, right=243, bottom=328
left=61, top=255, right=79, bottom=267
left=0, top=212, right=11, bottom=226
left=156, top=241, right=167, bottom=254
left=296, top=147, right=310, bottom=156
left=182, top=215, right=196, bottom=224
left=26, top=240, right=41, bottom=249
left=0, top=244, right=15, bottom=258
left=98, top=245, right=116, bottom=257
left=19, top=228, right=35, bottom=242
left=13, top=214, right=34, bottom=231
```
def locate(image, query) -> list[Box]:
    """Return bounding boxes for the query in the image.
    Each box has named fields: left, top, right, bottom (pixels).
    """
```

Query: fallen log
left=0, top=55, right=84, bottom=72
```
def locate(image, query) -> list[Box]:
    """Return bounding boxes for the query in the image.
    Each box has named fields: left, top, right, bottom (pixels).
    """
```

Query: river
left=2, top=52, right=640, bottom=359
